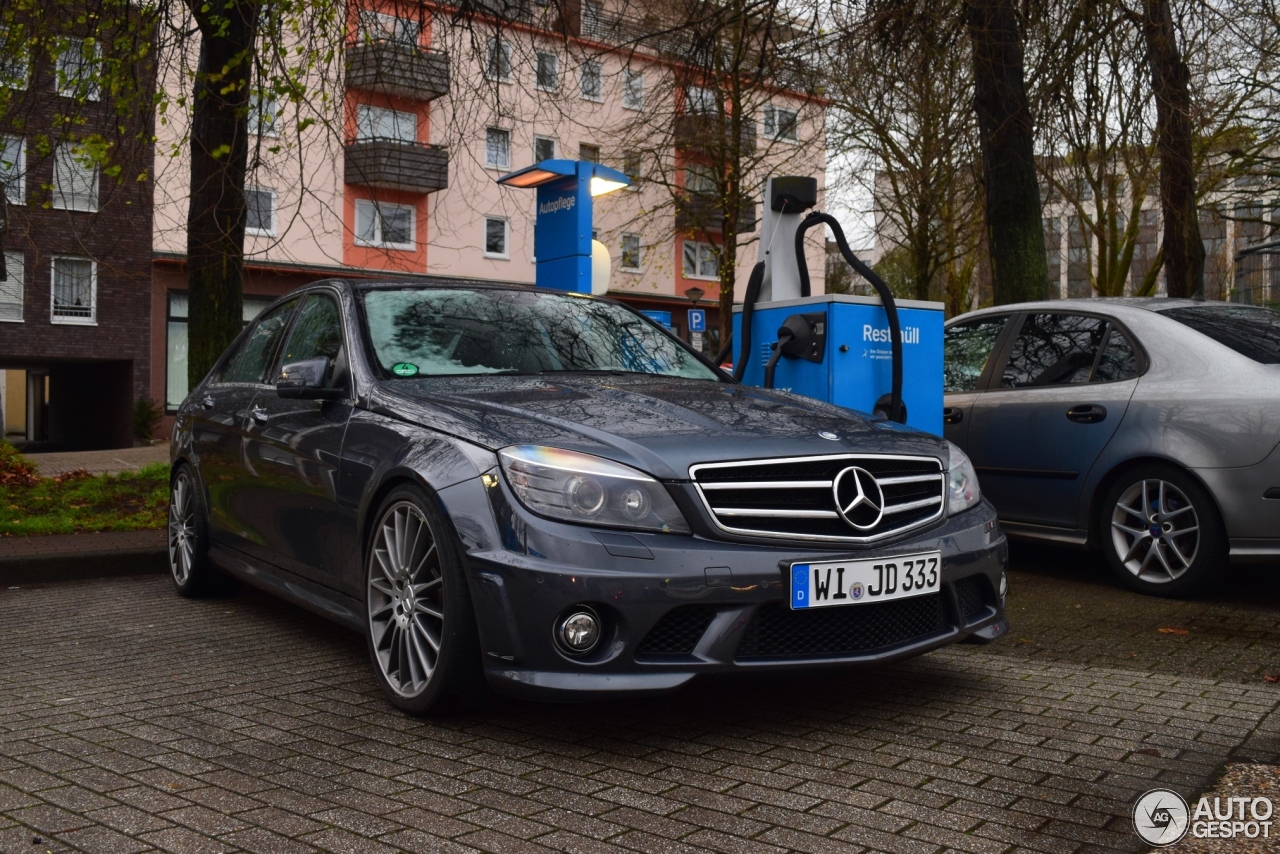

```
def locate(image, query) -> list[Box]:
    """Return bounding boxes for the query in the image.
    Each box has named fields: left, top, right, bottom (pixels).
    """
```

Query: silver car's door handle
left=248, top=406, right=269, bottom=425
left=1066, top=404, right=1106, bottom=424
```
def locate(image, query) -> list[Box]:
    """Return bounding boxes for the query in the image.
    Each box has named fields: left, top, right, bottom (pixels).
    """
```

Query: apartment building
left=0, top=15, right=155, bottom=449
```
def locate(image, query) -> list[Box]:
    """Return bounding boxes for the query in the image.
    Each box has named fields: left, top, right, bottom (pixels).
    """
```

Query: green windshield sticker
left=391, top=362, right=419, bottom=377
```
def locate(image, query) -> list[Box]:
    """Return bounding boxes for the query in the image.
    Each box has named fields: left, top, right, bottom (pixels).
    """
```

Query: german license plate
left=790, top=552, right=941, bottom=609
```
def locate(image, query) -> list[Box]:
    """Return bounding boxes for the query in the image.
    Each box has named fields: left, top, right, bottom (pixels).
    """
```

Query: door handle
left=943, top=406, right=963, bottom=425
left=200, top=395, right=215, bottom=410
left=1066, top=404, right=1107, bottom=424
left=248, top=406, right=269, bottom=425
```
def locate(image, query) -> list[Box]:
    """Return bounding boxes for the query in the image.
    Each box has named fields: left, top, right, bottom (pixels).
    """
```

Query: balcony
left=674, top=114, right=757, bottom=156
left=345, top=139, right=449, bottom=194
left=346, top=42, right=449, bottom=102
left=676, top=194, right=757, bottom=234
left=472, top=0, right=533, bottom=24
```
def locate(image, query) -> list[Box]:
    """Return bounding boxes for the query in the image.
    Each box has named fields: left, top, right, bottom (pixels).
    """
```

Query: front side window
left=277, top=294, right=345, bottom=387
left=1000, top=313, right=1108, bottom=388
left=580, top=61, right=602, bottom=101
left=246, top=187, right=276, bottom=236
left=620, top=234, right=641, bottom=271
left=682, top=240, right=718, bottom=280
left=533, top=135, right=556, bottom=163
left=484, top=217, right=508, bottom=258
left=357, top=104, right=417, bottom=143
left=622, top=70, right=644, bottom=110
left=51, top=256, right=95, bottom=323
left=763, top=106, right=798, bottom=142
left=1160, top=305, right=1280, bottom=365
left=535, top=51, right=558, bottom=91
left=485, top=127, right=510, bottom=168
left=220, top=299, right=297, bottom=384
left=355, top=200, right=414, bottom=249
left=0, top=135, right=23, bottom=205
left=944, top=316, right=1008, bottom=392
left=55, top=37, right=100, bottom=100
left=485, top=38, right=512, bottom=81
left=53, top=143, right=97, bottom=212
left=362, top=288, right=719, bottom=380
left=0, top=251, right=23, bottom=322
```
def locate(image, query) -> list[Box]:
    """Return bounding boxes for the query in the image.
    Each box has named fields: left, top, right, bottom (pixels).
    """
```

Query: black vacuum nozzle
left=769, top=176, right=818, bottom=212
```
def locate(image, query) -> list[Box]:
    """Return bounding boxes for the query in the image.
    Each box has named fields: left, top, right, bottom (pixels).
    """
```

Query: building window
left=0, top=135, right=23, bottom=205
left=0, top=28, right=27, bottom=90
left=356, top=104, right=417, bottom=143
left=580, top=61, right=602, bottom=101
left=578, top=142, right=600, bottom=163
left=622, top=150, right=643, bottom=188
left=249, top=91, right=279, bottom=137
left=620, top=234, right=641, bottom=271
left=686, top=86, right=715, bottom=115
left=485, top=127, right=510, bottom=168
left=166, top=293, right=273, bottom=410
left=682, top=240, right=718, bottom=280
left=55, top=37, right=100, bottom=101
left=0, top=252, right=23, bottom=322
left=246, top=187, right=276, bottom=236
left=685, top=163, right=717, bottom=194
left=484, top=216, right=509, bottom=258
left=622, top=70, right=643, bottom=110
left=485, top=38, right=512, bottom=82
left=534, top=135, right=556, bottom=163
left=51, top=256, right=95, bottom=323
left=358, top=10, right=418, bottom=46
left=355, top=199, right=415, bottom=249
left=535, top=51, right=559, bottom=91
left=763, top=105, right=798, bottom=142
left=582, top=2, right=603, bottom=36
left=52, top=143, right=97, bottom=212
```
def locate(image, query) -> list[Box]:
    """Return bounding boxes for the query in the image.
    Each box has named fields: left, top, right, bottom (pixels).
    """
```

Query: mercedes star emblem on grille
left=832, top=466, right=885, bottom=529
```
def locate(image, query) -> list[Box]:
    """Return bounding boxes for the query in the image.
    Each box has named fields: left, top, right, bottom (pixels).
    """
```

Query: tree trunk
left=966, top=0, right=1048, bottom=304
left=186, top=1, right=258, bottom=387
left=1141, top=0, right=1203, bottom=298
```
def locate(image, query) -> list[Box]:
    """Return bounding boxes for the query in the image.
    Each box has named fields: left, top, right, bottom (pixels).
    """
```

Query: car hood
left=366, top=374, right=949, bottom=480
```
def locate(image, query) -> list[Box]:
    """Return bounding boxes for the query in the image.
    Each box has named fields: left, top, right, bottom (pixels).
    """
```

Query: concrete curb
left=0, top=531, right=167, bottom=585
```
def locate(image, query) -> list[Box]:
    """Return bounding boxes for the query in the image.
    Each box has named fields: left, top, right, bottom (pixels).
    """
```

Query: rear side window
left=1092, top=327, right=1138, bottom=382
left=1160, top=305, right=1280, bottom=364
left=944, top=316, right=1009, bottom=392
left=220, top=299, right=297, bottom=383
left=1001, top=313, right=1108, bottom=387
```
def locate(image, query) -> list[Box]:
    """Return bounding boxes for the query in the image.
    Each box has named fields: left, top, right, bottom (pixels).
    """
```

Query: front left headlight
left=498, top=445, right=691, bottom=534
left=946, top=441, right=981, bottom=515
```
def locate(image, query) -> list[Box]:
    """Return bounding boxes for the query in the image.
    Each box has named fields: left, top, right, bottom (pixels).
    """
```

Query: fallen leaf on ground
left=1264, top=674, right=1279, bottom=683
left=1158, top=627, right=1189, bottom=635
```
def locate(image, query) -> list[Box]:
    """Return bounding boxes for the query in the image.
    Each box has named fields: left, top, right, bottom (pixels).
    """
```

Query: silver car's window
left=361, top=288, right=719, bottom=381
left=1160, top=306, right=1280, bottom=364
left=278, top=295, right=345, bottom=387
left=1001, top=313, right=1107, bottom=388
left=220, top=299, right=297, bottom=384
left=1092, top=328, right=1138, bottom=382
left=944, top=316, right=1009, bottom=392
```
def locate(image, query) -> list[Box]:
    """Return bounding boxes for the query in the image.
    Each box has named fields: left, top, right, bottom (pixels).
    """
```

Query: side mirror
left=276, top=357, right=344, bottom=399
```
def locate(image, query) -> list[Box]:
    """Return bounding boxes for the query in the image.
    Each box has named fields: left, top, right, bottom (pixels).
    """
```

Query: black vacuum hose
left=731, top=261, right=766, bottom=382
left=794, top=212, right=906, bottom=423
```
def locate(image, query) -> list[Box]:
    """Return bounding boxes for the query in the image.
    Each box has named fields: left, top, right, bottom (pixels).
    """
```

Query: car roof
left=348, top=278, right=536, bottom=292
left=949, top=297, right=1268, bottom=321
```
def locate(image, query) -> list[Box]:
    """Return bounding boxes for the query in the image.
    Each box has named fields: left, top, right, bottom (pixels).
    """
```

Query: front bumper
left=445, top=475, right=1008, bottom=700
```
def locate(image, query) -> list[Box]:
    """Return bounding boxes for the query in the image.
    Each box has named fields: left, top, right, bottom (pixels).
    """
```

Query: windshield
left=1160, top=305, right=1280, bottom=365
left=361, top=288, right=721, bottom=381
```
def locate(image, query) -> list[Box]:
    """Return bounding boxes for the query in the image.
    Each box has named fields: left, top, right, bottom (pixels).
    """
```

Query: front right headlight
left=499, top=445, right=691, bottom=534
left=946, top=441, right=981, bottom=515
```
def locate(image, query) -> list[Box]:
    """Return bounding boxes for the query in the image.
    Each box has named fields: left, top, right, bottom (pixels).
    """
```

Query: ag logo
left=1133, top=788, right=1189, bottom=846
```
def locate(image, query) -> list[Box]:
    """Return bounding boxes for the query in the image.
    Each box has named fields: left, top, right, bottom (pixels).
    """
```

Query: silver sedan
left=943, top=298, right=1280, bottom=597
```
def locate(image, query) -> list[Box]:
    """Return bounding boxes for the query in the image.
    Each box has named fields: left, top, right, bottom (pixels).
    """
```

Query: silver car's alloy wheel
left=367, top=501, right=445, bottom=698
left=168, top=471, right=195, bottom=585
left=1110, top=479, right=1200, bottom=583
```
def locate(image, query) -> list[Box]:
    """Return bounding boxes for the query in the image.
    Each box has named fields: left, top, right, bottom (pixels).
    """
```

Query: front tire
left=364, top=486, right=484, bottom=715
left=1101, top=463, right=1227, bottom=598
left=168, top=464, right=233, bottom=597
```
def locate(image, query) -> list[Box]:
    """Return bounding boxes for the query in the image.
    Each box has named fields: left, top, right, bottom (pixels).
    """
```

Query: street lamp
left=684, top=286, right=704, bottom=304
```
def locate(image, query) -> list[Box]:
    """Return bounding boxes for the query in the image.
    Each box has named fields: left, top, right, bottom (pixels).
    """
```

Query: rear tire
left=168, top=464, right=235, bottom=597
left=364, top=485, right=485, bottom=716
left=1100, top=463, right=1227, bottom=598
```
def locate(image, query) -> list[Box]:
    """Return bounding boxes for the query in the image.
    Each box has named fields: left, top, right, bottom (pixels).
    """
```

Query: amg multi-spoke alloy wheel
left=364, top=486, right=483, bottom=714
left=1101, top=464, right=1226, bottom=598
left=167, top=463, right=227, bottom=597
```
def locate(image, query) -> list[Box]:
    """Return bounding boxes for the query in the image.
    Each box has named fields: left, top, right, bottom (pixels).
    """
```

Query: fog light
left=999, top=571, right=1008, bottom=601
left=556, top=608, right=601, bottom=655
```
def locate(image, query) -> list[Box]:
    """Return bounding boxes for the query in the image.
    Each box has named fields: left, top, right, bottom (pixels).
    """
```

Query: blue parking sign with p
left=688, top=309, right=706, bottom=332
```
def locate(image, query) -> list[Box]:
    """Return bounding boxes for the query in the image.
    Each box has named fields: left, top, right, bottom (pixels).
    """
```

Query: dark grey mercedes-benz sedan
left=170, top=280, right=1007, bottom=714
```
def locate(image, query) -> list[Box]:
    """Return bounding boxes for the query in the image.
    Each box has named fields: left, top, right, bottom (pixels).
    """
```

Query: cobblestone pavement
left=1, top=548, right=1278, bottom=854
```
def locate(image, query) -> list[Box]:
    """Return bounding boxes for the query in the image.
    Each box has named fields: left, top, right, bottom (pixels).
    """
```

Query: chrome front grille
left=690, top=454, right=946, bottom=544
